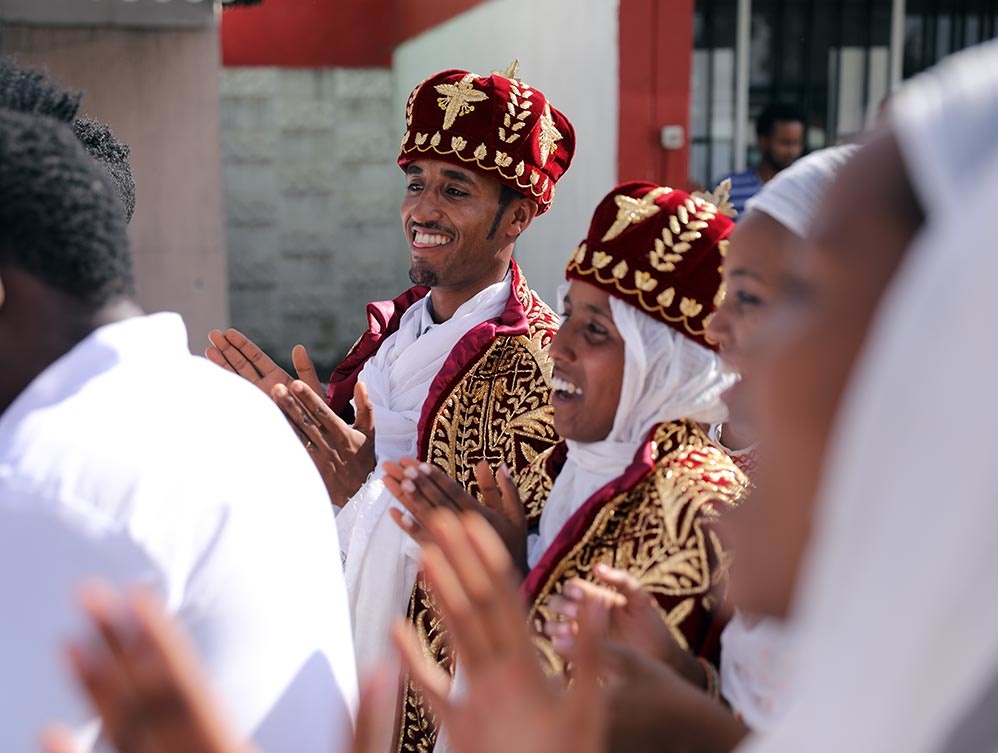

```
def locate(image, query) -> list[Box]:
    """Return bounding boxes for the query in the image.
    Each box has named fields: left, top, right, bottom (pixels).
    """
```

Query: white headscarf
left=740, top=39, right=998, bottom=753
left=746, top=144, right=860, bottom=237
left=531, top=290, right=732, bottom=567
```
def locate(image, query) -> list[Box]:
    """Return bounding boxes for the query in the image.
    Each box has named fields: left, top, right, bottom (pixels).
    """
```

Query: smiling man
left=206, top=62, right=575, bottom=752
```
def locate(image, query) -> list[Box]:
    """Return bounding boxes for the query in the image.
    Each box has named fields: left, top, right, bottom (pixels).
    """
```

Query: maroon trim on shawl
left=325, top=285, right=429, bottom=419
left=415, top=260, right=533, bottom=460
left=520, top=422, right=661, bottom=602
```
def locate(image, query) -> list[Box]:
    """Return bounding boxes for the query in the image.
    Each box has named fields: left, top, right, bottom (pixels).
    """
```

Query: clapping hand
left=383, top=459, right=529, bottom=573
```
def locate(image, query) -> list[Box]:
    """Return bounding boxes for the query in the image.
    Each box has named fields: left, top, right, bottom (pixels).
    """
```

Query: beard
left=409, top=262, right=439, bottom=287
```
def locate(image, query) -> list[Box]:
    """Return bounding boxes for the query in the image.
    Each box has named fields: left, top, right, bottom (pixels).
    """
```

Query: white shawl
left=336, top=273, right=511, bottom=675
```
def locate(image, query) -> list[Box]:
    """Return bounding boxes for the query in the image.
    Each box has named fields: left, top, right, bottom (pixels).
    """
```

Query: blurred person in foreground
left=545, top=144, right=860, bottom=743
left=0, top=109, right=356, bottom=752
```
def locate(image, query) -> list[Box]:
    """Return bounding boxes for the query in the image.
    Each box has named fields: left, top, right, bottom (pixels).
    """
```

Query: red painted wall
left=618, top=0, right=694, bottom=189
left=221, top=0, right=486, bottom=68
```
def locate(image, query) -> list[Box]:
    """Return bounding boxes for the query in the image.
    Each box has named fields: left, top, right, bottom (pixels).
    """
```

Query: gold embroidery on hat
left=573, top=243, right=587, bottom=264
left=680, top=297, right=704, bottom=318
left=401, top=130, right=410, bottom=150
left=612, top=260, right=629, bottom=280
left=515, top=160, right=526, bottom=177
left=717, top=239, right=730, bottom=258
left=415, top=132, right=428, bottom=146
left=592, top=251, right=613, bottom=269
left=435, top=73, right=489, bottom=130
left=405, top=81, right=424, bottom=127
left=713, top=280, right=727, bottom=307
left=493, top=59, right=521, bottom=80
left=692, top=178, right=737, bottom=218
left=430, top=131, right=441, bottom=147
left=495, top=151, right=513, bottom=168
left=537, top=102, right=564, bottom=168
left=450, top=136, right=467, bottom=151
left=635, top=270, right=658, bottom=292
left=474, top=143, right=488, bottom=161
left=602, top=187, right=672, bottom=242
left=650, top=238, right=684, bottom=272
left=669, top=215, right=682, bottom=235
left=657, top=287, right=676, bottom=308
left=501, top=78, right=533, bottom=145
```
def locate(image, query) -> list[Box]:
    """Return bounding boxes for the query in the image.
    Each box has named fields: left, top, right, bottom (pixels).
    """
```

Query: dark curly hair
left=0, top=56, right=136, bottom=222
left=0, top=110, right=134, bottom=305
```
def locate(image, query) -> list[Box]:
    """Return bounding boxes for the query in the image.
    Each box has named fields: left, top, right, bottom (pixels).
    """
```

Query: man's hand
left=392, top=509, right=609, bottom=753
left=272, top=380, right=377, bottom=507
left=206, top=330, right=323, bottom=398
left=383, top=459, right=528, bottom=573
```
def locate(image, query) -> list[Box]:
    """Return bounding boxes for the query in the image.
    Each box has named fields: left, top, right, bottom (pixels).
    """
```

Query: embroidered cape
left=325, top=260, right=559, bottom=753
left=520, top=419, right=749, bottom=673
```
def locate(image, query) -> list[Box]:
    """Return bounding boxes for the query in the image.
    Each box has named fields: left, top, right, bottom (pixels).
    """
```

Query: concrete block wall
left=220, top=67, right=408, bottom=377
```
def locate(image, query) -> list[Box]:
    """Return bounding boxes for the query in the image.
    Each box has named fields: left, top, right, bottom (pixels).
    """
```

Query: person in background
left=721, top=103, right=806, bottom=218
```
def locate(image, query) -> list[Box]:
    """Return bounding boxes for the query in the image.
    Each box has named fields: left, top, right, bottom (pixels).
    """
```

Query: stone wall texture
left=220, top=67, right=408, bottom=377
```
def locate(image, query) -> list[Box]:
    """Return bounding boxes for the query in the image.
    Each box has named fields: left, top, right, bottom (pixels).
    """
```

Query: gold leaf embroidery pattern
left=524, top=421, right=748, bottom=676
left=495, top=150, right=513, bottom=168
left=612, top=260, right=629, bottom=280
left=592, top=251, right=613, bottom=269
left=635, top=270, right=658, bottom=292
left=500, top=78, right=533, bottom=144
left=435, top=73, right=488, bottom=130
left=680, top=297, right=703, bottom=318
left=451, top=136, right=467, bottom=152
left=397, top=277, right=560, bottom=753
left=602, top=187, right=672, bottom=242
left=536, top=102, right=564, bottom=167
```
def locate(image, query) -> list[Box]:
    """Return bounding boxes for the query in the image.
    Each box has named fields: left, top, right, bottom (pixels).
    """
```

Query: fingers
left=397, top=458, right=473, bottom=513
left=69, top=583, right=241, bottom=753
left=291, top=344, right=324, bottom=396
left=353, top=381, right=376, bottom=439
left=391, top=620, right=452, bottom=718
left=592, top=564, right=647, bottom=606
left=563, top=577, right=628, bottom=610
left=38, top=726, right=82, bottom=753
left=388, top=507, right=432, bottom=546
left=207, top=329, right=275, bottom=382
left=351, top=666, right=398, bottom=753
left=494, top=463, right=526, bottom=527
left=272, top=383, right=330, bottom=453
left=566, top=601, right=610, bottom=741
left=203, top=345, right=236, bottom=374
left=419, top=513, right=517, bottom=668
left=383, top=460, right=446, bottom=527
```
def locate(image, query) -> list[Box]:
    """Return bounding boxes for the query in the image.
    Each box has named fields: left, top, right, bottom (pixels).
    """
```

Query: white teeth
left=551, top=376, right=583, bottom=396
left=413, top=231, right=451, bottom=246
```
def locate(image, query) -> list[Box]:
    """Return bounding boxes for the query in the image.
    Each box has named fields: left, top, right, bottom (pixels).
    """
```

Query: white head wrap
left=746, top=144, right=860, bottom=238
left=739, top=39, right=998, bottom=753
left=531, top=289, right=732, bottom=567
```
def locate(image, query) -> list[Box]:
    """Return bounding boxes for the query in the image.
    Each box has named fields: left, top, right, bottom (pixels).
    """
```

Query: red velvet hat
left=565, top=181, right=735, bottom=350
left=397, top=61, right=576, bottom=214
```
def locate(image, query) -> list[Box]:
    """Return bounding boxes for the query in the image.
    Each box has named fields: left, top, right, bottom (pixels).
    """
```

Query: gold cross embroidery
left=435, top=73, right=488, bottom=130
left=537, top=102, right=563, bottom=168
left=601, top=187, right=672, bottom=241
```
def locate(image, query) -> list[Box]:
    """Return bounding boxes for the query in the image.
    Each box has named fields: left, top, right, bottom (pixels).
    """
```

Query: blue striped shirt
left=718, top=168, right=764, bottom=220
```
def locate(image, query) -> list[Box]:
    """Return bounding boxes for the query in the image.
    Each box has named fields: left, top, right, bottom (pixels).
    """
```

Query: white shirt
left=0, top=313, right=358, bottom=753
